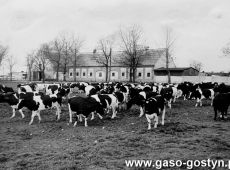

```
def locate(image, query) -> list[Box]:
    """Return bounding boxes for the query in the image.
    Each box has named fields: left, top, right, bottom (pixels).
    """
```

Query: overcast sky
left=0, top=0, right=230, bottom=74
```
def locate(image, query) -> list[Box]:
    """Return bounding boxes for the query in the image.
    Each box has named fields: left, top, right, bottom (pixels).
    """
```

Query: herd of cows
left=0, top=81, right=230, bottom=130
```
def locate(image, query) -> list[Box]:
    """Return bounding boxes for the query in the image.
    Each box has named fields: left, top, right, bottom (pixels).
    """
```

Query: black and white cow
left=68, top=96, right=104, bottom=127
left=0, top=91, right=62, bottom=124
left=127, top=89, right=158, bottom=117
left=90, top=94, right=119, bottom=119
left=213, top=92, right=230, bottom=120
left=190, top=88, right=215, bottom=107
left=144, top=95, right=166, bottom=130
left=113, top=91, right=128, bottom=111
left=45, top=84, right=70, bottom=99
left=160, top=86, right=177, bottom=109
left=17, top=83, right=38, bottom=93
left=177, top=82, right=194, bottom=100
left=45, top=84, right=61, bottom=95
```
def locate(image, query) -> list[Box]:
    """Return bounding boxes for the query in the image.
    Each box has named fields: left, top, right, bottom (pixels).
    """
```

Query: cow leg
left=161, top=106, right=166, bottom=125
left=73, top=120, right=77, bottom=127
left=91, top=112, right=95, bottom=120
left=18, top=109, right=25, bottom=119
left=29, top=111, right=37, bottom=125
left=173, top=96, right=176, bottom=103
left=55, top=105, right=61, bottom=121
left=195, top=98, right=199, bottom=107
left=73, top=114, right=80, bottom=127
left=224, top=111, right=228, bottom=119
left=211, top=97, right=214, bottom=106
left=10, top=107, right=16, bottom=119
left=68, top=104, right=73, bottom=124
left=145, top=114, right=153, bottom=130
left=154, top=114, right=159, bottom=128
left=84, top=116, right=88, bottom=127
left=139, top=106, right=144, bottom=117
left=111, top=107, right=117, bottom=119
left=200, top=99, right=202, bottom=107
left=97, top=113, right=103, bottom=119
left=36, top=111, right=41, bottom=123
left=168, top=99, right=172, bottom=109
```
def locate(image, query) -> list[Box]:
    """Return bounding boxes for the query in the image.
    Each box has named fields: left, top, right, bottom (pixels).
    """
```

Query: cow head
left=161, top=88, right=173, bottom=101
left=145, top=97, right=159, bottom=115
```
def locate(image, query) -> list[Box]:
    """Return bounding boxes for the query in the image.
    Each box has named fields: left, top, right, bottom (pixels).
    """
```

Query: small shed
left=154, top=67, right=199, bottom=76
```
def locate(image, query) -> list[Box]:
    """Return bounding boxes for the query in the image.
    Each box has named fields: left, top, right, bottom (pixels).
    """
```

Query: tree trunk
left=166, top=49, right=171, bottom=83
left=42, top=68, right=45, bottom=83
left=73, top=53, right=77, bottom=82
left=129, top=68, right=132, bottom=82
left=29, top=70, right=32, bottom=81
left=10, top=72, right=12, bottom=81
left=56, top=64, right=59, bottom=81
left=109, top=56, right=111, bottom=82
left=105, top=65, right=109, bottom=82
left=132, top=68, right=136, bottom=83
left=63, top=64, right=67, bottom=81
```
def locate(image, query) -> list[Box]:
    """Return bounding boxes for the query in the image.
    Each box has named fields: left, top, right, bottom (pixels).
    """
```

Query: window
left=121, top=72, right=125, bottom=77
left=99, top=72, right=102, bottom=77
left=83, top=72, right=86, bottom=77
left=89, top=72, right=93, bottom=77
left=76, top=72, right=79, bottom=76
left=112, top=72, right=115, bottom=77
left=69, top=72, right=73, bottom=76
left=147, top=72, right=150, bottom=77
left=138, top=72, right=142, bottom=77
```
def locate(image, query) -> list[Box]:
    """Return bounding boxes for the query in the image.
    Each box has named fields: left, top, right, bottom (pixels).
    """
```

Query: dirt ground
left=1, top=82, right=230, bottom=170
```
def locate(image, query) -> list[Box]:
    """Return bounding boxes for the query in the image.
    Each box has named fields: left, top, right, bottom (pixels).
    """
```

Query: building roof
left=154, top=67, right=199, bottom=72
left=69, top=48, right=167, bottom=67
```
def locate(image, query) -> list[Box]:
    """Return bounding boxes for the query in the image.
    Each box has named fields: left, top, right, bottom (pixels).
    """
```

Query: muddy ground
left=0, top=82, right=230, bottom=170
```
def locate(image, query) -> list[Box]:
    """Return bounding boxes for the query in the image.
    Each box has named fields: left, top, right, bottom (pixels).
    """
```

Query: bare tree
left=26, top=51, right=36, bottom=81
left=94, top=36, right=114, bottom=82
left=119, top=25, right=147, bottom=82
left=6, top=55, right=16, bottom=81
left=162, top=26, right=176, bottom=83
left=48, top=37, right=64, bottom=81
left=69, top=35, right=83, bottom=82
left=190, top=60, right=203, bottom=72
left=0, top=45, right=8, bottom=66
left=61, top=35, right=73, bottom=81
left=34, top=44, right=51, bottom=82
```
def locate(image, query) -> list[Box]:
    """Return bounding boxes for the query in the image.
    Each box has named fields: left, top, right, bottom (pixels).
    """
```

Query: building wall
left=68, top=67, right=157, bottom=82
left=182, top=68, right=199, bottom=76
left=68, top=67, right=131, bottom=82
